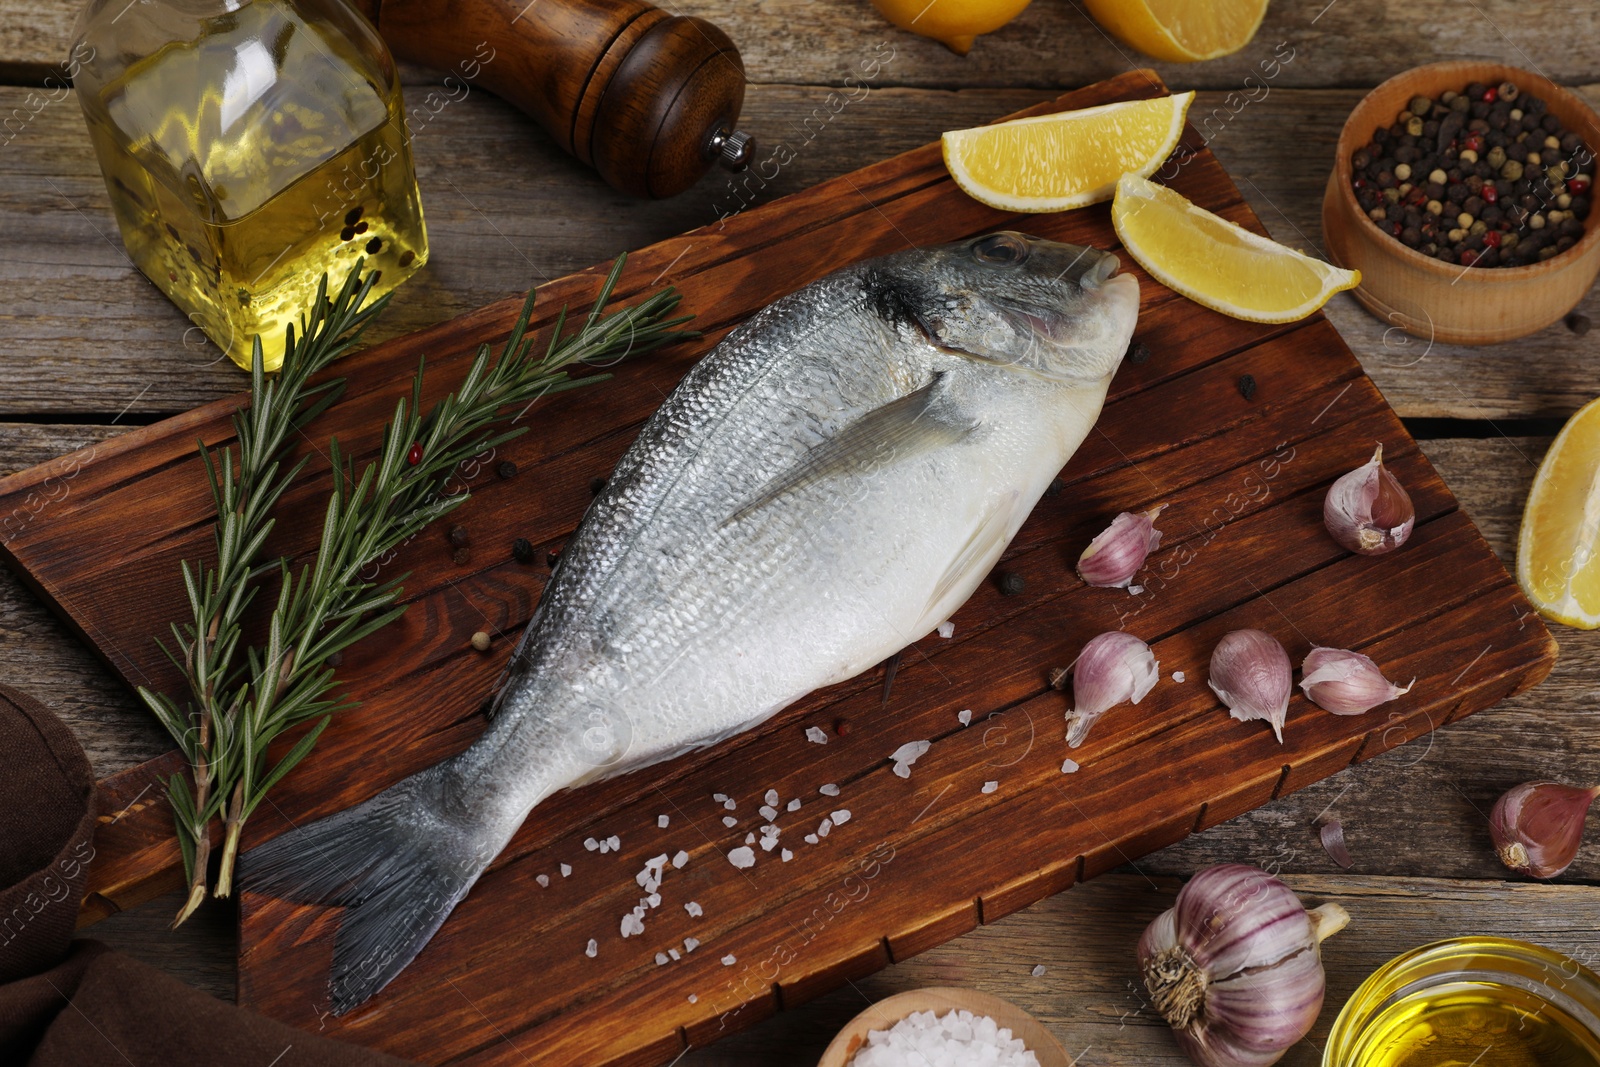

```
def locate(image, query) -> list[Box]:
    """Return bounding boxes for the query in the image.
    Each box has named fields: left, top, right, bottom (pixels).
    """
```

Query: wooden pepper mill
left=349, top=0, right=754, bottom=198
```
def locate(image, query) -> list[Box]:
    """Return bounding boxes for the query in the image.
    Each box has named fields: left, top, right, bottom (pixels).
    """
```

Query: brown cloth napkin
left=0, top=683, right=411, bottom=1066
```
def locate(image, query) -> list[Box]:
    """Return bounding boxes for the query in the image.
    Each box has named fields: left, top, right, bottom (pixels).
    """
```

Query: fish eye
left=970, top=233, right=1030, bottom=266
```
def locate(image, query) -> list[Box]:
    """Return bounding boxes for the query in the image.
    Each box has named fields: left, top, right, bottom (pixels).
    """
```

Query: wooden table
left=2, top=3, right=1599, bottom=1063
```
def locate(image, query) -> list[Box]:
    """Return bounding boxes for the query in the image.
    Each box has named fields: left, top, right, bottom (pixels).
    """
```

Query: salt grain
left=806, top=726, right=829, bottom=744
left=585, top=939, right=597, bottom=958
left=781, top=848, right=793, bottom=861
left=764, top=788, right=780, bottom=807
left=536, top=874, right=550, bottom=888
left=1173, top=670, right=1186, bottom=683
left=958, top=709, right=972, bottom=726
left=819, top=783, right=840, bottom=797
left=673, top=850, right=690, bottom=868
left=1031, top=964, right=1046, bottom=977
left=1128, top=583, right=1145, bottom=595
left=688, top=994, right=698, bottom=1003
left=1061, top=759, right=1079, bottom=774
left=723, top=798, right=736, bottom=810
left=712, top=793, right=728, bottom=803
left=745, top=832, right=756, bottom=845
left=787, top=797, right=802, bottom=811
left=804, top=833, right=819, bottom=844
left=560, top=863, right=572, bottom=877
left=891, top=740, right=931, bottom=778
left=831, top=809, right=851, bottom=825
left=658, top=814, right=670, bottom=828
left=982, top=780, right=999, bottom=794
left=684, top=937, right=700, bottom=952
left=721, top=954, right=737, bottom=966
left=937, top=621, right=955, bottom=639
left=818, top=818, right=832, bottom=837
left=620, top=914, right=644, bottom=938
left=722, top=815, right=738, bottom=828
left=584, top=837, right=599, bottom=851
left=848, top=1008, right=1039, bottom=1067
left=669, top=948, right=681, bottom=961
left=655, top=952, right=669, bottom=965
left=728, top=846, right=756, bottom=869
left=760, top=836, right=778, bottom=851
left=760, top=805, right=778, bottom=821
left=607, top=834, right=620, bottom=850
left=685, top=901, right=703, bottom=918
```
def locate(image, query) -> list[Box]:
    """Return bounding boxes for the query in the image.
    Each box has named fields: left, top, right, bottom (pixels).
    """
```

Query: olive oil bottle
left=72, top=0, right=427, bottom=371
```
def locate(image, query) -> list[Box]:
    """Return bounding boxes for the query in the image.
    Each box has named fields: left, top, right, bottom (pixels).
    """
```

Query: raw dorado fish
left=246, top=231, right=1141, bottom=1012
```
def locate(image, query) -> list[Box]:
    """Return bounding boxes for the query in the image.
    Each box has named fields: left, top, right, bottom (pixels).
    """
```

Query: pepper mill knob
left=354, top=0, right=749, bottom=199
left=710, top=128, right=755, bottom=171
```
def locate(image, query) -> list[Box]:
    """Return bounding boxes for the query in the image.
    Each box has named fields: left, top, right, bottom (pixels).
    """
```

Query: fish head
left=869, top=231, right=1141, bottom=385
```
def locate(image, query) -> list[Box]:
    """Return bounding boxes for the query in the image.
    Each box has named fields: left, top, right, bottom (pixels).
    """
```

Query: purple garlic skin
left=1078, top=505, right=1165, bottom=588
left=1065, top=631, right=1159, bottom=748
left=1489, top=780, right=1600, bottom=880
left=1209, top=629, right=1293, bottom=743
left=1324, top=444, right=1414, bottom=555
left=1139, top=864, right=1349, bottom=1067
left=1298, top=646, right=1413, bottom=716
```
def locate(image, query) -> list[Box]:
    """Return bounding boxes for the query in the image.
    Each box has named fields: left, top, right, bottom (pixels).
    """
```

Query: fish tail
left=243, top=755, right=498, bottom=1014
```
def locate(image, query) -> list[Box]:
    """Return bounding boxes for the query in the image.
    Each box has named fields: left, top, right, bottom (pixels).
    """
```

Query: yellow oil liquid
left=78, top=0, right=426, bottom=370
left=1351, top=982, right=1600, bottom=1066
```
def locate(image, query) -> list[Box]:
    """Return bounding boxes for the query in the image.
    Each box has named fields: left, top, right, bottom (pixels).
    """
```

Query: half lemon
left=942, top=92, right=1194, bottom=213
left=1083, top=0, right=1270, bottom=62
left=1111, top=173, right=1360, bottom=323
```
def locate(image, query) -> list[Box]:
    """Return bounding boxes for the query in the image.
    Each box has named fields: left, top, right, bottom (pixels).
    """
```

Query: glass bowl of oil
left=1323, top=937, right=1600, bottom=1066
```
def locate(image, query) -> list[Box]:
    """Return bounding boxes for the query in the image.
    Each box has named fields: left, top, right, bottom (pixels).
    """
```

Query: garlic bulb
left=1063, top=631, right=1159, bottom=748
left=1139, top=864, right=1350, bottom=1067
left=1078, top=505, right=1165, bottom=588
left=1209, top=630, right=1292, bottom=742
left=1324, top=444, right=1414, bottom=555
left=1489, top=780, right=1600, bottom=879
left=1298, top=647, right=1413, bottom=716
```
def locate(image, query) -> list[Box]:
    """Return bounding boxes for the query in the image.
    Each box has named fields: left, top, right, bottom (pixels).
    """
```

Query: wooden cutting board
left=0, top=70, right=1557, bottom=1065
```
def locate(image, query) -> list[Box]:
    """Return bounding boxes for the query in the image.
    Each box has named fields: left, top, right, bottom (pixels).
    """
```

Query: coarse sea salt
left=982, top=781, right=999, bottom=794
left=585, top=939, right=597, bottom=958
left=847, top=1008, right=1040, bottom=1067
left=688, top=994, right=698, bottom=1004
left=937, top=621, right=955, bottom=639
left=723, top=798, right=737, bottom=810
left=721, top=954, right=737, bottom=966
left=1173, top=670, right=1186, bottom=683
left=722, top=815, right=738, bottom=828
left=787, top=797, right=803, bottom=811
left=1031, top=964, right=1046, bottom=977
left=685, top=901, right=703, bottom=918
left=560, top=863, right=572, bottom=877
left=781, top=848, right=794, bottom=861
left=831, top=809, right=851, bottom=825
left=673, top=850, right=690, bottom=868
left=728, top=846, right=756, bottom=869
left=1061, top=759, right=1079, bottom=774
left=655, top=952, right=669, bottom=966
left=806, top=726, right=829, bottom=744
left=684, top=937, right=700, bottom=953
left=584, top=837, right=599, bottom=851
left=1128, top=583, right=1145, bottom=596
left=765, top=788, right=780, bottom=806
left=819, top=783, right=840, bottom=797
left=658, top=814, right=670, bottom=828
left=890, top=739, right=931, bottom=778
left=957, top=709, right=972, bottom=726
left=536, top=874, right=550, bottom=888
left=818, top=818, right=832, bottom=838
left=760, top=805, right=778, bottom=821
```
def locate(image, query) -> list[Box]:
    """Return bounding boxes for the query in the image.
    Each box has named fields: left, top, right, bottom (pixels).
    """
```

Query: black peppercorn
left=496, top=460, right=518, bottom=480
left=325, top=651, right=344, bottom=668
left=1567, top=313, right=1592, bottom=336
left=452, top=546, right=471, bottom=565
left=1238, top=373, right=1257, bottom=400
left=448, top=524, right=470, bottom=548
left=1045, top=477, right=1066, bottom=497
left=997, top=571, right=1026, bottom=596
left=1126, top=341, right=1152, bottom=364
left=511, top=537, right=535, bottom=563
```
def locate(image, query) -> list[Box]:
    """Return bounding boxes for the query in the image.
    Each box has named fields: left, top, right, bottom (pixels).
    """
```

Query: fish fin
left=724, top=374, right=972, bottom=525
left=924, top=493, right=1017, bottom=617
left=243, top=758, right=493, bottom=1014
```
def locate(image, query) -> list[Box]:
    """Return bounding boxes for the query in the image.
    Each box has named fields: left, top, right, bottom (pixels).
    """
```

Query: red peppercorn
left=1483, top=87, right=1498, bottom=103
left=1465, top=135, right=1484, bottom=153
left=1353, top=178, right=1368, bottom=189
left=1483, top=230, right=1502, bottom=247
left=1390, top=222, right=1404, bottom=237
left=407, top=442, right=422, bottom=465
left=1482, top=184, right=1499, bottom=203
left=1460, top=248, right=1479, bottom=266
left=1571, top=177, right=1593, bottom=196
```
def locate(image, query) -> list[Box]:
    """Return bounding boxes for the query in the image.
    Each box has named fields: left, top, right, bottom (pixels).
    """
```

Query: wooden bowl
left=816, top=987, right=1071, bottom=1067
left=1322, top=61, right=1600, bottom=345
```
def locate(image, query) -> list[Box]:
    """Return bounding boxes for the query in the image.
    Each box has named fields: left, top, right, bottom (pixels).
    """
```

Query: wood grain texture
left=5, top=0, right=1600, bottom=88
left=3, top=79, right=1598, bottom=419
left=0, top=73, right=1558, bottom=1064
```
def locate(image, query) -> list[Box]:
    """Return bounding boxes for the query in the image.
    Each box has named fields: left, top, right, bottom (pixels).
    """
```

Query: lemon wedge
left=942, top=92, right=1194, bottom=213
left=1083, top=0, right=1270, bottom=62
left=870, top=0, right=1033, bottom=55
left=1518, top=397, right=1600, bottom=628
left=1111, top=173, right=1360, bottom=323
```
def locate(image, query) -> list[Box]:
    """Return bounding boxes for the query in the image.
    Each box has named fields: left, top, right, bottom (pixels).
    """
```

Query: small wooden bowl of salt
left=817, top=987, right=1071, bottom=1067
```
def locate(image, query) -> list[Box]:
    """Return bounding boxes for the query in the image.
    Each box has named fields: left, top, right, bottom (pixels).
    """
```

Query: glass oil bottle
left=71, top=0, right=427, bottom=371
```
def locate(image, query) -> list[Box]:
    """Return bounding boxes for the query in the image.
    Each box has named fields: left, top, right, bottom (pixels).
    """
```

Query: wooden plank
left=4, top=0, right=1600, bottom=89
left=0, top=72, right=1559, bottom=1063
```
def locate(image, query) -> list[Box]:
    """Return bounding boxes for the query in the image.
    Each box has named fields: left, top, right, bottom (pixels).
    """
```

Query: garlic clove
left=1140, top=863, right=1350, bottom=1067
left=1209, top=629, right=1292, bottom=743
left=1323, top=444, right=1415, bottom=555
left=1064, top=631, right=1159, bottom=748
left=1489, top=780, right=1600, bottom=879
left=1299, top=646, right=1414, bottom=716
left=1078, top=505, right=1165, bottom=588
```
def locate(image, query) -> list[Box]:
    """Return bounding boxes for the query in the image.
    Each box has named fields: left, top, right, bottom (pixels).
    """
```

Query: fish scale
left=244, top=230, right=1140, bottom=1014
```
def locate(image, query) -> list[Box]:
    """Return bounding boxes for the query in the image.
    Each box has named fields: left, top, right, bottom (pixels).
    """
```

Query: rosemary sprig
left=142, top=256, right=693, bottom=923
